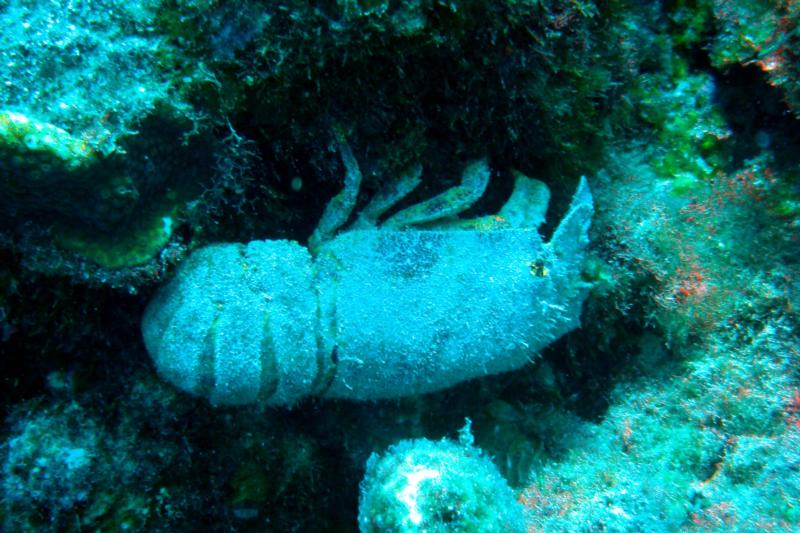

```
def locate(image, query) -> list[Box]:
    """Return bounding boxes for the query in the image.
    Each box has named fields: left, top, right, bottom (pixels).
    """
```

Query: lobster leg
left=433, top=171, right=551, bottom=231
left=309, top=141, right=363, bottom=253
left=382, top=158, right=491, bottom=228
left=496, top=172, right=550, bottom=229
left=351, top=162, right=423, bottom=229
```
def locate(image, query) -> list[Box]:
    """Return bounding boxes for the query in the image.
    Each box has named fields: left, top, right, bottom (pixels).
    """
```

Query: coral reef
left=710, top=0, right=800, bottom=117
left=1, top=0, right=799, bottom=531
left=0, top=0, right=252, bottom=286
left=358, top=425, right=526, bottom=532
left=1, top=375, right=190, bottom=531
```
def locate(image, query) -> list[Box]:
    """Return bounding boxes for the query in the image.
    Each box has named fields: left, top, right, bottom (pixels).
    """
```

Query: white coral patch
left=397, top=466, right=440, bottom=526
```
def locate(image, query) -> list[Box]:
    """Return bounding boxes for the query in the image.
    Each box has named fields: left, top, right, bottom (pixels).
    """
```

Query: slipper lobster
left=142, top=143, right=594, bottom=406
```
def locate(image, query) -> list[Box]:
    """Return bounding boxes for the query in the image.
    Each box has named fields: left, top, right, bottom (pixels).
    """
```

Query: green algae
left=55, top=211, right=175, bottom=269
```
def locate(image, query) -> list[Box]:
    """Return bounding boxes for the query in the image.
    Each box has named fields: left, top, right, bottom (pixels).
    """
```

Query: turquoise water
left=0, top=1, right=798, bottom=531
